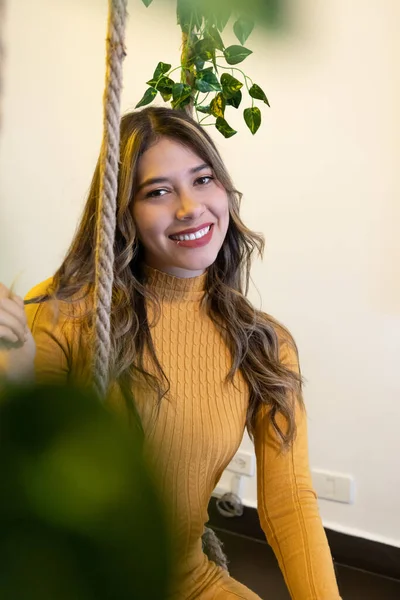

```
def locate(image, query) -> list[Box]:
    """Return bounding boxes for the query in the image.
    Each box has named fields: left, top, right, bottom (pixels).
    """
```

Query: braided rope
left=203, top=526, right=229, bottom=571
left=92, top=0, right=227, bottom=570
left=93, top=0, right=127, bottom=398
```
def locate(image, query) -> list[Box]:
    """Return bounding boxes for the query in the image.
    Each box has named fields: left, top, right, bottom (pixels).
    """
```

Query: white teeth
left=171, top=225, right=211, bottom=242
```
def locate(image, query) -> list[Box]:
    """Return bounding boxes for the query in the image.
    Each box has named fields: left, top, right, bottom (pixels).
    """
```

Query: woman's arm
left=24, top=280, right=70, bottom=385
left=0, top=283, right=36, bottom=385
left=254, top=340, right=341, bottom=600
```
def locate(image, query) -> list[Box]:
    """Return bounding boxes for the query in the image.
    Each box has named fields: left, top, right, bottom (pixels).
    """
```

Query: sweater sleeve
left=254, top=340, right=341, bottom=600
left=24, top=279, right=90, bottom=386
left=24, top=286, right=69, bottom=385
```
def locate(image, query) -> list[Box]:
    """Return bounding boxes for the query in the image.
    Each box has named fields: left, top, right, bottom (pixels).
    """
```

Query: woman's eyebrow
left=190, top=163, right=210, bottom=174
left=136, top=163, right=210, bottom=192
left=136, top=176, right=169, bottom=193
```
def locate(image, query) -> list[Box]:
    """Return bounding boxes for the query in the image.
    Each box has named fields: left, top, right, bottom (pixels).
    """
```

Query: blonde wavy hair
left=35, top=107, right=303, bottom=447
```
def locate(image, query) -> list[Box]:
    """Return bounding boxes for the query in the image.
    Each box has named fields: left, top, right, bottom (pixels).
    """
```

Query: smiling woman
left=0, top=106, right=341, bottom=599
left=132, top=138, right=230, bottom=277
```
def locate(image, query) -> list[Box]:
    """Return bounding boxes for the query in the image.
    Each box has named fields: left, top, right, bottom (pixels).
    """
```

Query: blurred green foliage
left=0, top=384, right=170, bottom=600
left=144, top=0, right=286, bottom=29
left=137, top=0, right=285, bottom=136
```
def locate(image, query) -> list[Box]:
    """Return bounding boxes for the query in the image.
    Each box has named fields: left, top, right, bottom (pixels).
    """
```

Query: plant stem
left=215, top=62, right=254, bottom=93
left=194, top=91, right=201, bottom=122
left=180, top=15, right=195, bottom=117
left=199, top=92, right=210, bottom=105
left=168, top=64, right=185, bottom=78
left=193, top=91, right=212, bottom=124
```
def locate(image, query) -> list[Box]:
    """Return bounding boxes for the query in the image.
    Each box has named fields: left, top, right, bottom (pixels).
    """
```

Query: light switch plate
left=312, top=469, right=355, bottom=504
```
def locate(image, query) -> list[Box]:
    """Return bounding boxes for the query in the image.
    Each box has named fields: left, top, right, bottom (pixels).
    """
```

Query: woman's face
left=132, top=137, right=230, bottom=278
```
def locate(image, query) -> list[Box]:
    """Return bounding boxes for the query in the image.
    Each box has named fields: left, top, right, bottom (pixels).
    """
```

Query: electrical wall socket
left=226, top=451, right=256, bottom=477
left=312, top=469, right=355, bottom=504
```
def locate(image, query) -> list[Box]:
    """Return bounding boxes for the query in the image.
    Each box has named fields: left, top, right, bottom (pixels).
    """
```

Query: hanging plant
left=136, top=0, right=270, bottom=138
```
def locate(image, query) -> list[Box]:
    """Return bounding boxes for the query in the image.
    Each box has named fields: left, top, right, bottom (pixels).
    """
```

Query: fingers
left=0, top=295, right=27, bottom=323
left=0, top=282, right=11, bottom=299
left=0, top=283, right=24, bottom=306
left=13, top=294, right=25, bottom=308
left=0, top=325, right=20, bottom=344
left=0, top=295, right=28, bottom=344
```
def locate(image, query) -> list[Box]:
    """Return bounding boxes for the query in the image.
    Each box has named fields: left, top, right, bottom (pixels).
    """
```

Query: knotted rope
left=202, top=526, right=229, bottom=571
left=92, top=0, right=227, bottom=570
left=93, top=0, right=128, bottom=397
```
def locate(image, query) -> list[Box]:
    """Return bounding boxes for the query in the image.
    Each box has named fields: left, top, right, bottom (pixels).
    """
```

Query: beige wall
left=1, top=0, right=399, bottom=546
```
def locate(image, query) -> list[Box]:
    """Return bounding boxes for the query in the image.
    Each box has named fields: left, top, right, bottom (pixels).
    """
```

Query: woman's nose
left=175, top=192, right=205, bottom=221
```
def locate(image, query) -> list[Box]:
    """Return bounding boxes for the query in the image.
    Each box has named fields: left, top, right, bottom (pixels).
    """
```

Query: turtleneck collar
left=143, top=264, right=207, bottom=302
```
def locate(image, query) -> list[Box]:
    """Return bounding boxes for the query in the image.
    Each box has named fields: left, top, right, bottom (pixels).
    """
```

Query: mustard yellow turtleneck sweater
left=25, top=266, right=340, bottom=600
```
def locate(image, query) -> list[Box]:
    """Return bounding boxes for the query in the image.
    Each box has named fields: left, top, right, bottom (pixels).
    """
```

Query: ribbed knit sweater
left=25, top=266, right=340, bottom=599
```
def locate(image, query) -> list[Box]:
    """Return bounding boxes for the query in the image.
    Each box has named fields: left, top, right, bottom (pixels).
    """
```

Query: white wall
left=1, top=0, right=399, bottom=547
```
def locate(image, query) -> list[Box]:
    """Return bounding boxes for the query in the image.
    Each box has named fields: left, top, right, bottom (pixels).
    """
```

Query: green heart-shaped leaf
left=221, top=73, right=243, bottom=99
left=215, top=117, right=237, bottom=138
left=249, top=83, right=270, bottom=107
left=141, top=0, right=154, bottom=6
left=210, top=93, right=226, bottom=118
left=196, top=105, right=212, bottom=114
left=145, top=76, right=174, bottom=102
left=244, top=107, right=261, bottom=134
left=157, top=76, right=174, bottom=90
left=195, top=56, right=205, bottom=72
left=207, top=26, right=224, bottom=51
left=249, top=83, right=270, bottom=106
left=160, top=91, right=172, bottom=102
left=153, top=62, right=171, bottom=80
left=194, top=37, right=216, bottom=62
left=146, top=75, right=174, bottom=88
left=226, top=89, right=242, bottom=109
left=157, top=77, right=174, bottom=101
left=224, top=45, right=253, bottom=66
left=233, top=18, right=255, bottom=45
left=135, top=87, right=157, bottom=109
left=172, top=83, right=192, bottom=109
left=195, top=69, right=221, bottom=93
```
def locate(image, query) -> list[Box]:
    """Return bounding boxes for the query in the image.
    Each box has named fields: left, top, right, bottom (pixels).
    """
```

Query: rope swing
left=93, top=0, right=127, bottom=398
left=93, top=0, right=228, bottom=570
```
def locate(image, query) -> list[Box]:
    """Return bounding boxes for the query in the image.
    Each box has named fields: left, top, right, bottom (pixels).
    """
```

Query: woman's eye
left=195, top=175, right=214, bottom=186
left=146, top=188, right=168, bottom=198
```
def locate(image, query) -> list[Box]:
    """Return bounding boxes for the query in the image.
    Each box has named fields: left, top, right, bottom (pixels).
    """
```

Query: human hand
left=0, top=283, right=36, bottom=383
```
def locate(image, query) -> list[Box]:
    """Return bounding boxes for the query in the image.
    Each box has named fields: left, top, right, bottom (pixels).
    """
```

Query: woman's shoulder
left=24, top=278, right=55, bottom=330
left=24, top=278, right=92, bottom=333
left=25, top=279, right=93, bottom=382
left=258, top=310, right=299, bottom=368
left=25, top=277, right=54, bottom=301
